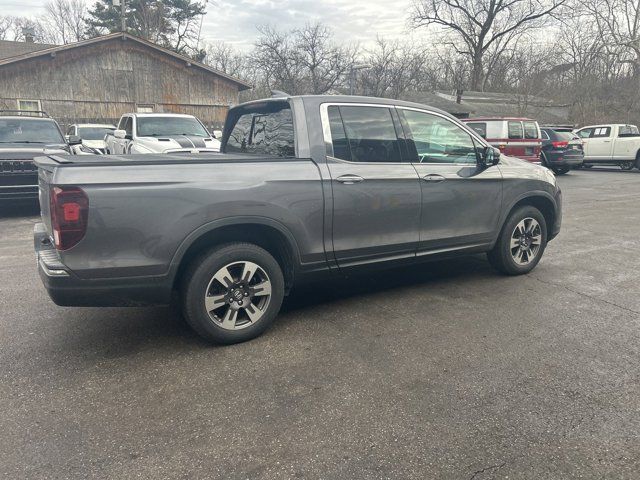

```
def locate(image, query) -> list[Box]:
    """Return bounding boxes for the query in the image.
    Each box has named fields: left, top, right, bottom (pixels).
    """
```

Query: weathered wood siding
left=0, top=37, right=241, bottom=129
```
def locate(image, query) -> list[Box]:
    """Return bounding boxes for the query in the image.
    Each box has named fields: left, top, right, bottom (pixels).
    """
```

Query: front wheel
left=552, top=166, right=570, bottom=175
left=182, top=243, right=285, bottom=344
left=488, top=206, right=547, bottom=275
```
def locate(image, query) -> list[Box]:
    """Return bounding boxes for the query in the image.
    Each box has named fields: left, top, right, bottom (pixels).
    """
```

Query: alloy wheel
left=510, top=217, right=542, bottom=266
left=204, top=261, right=272, bottom=330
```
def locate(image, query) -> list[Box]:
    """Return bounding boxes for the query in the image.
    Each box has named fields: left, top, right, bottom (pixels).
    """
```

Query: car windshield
left=78, top=126, right=115, bottom=140
left=0, top=118, right=64, bottom=143
left=137, top=116, right=209, bottom=137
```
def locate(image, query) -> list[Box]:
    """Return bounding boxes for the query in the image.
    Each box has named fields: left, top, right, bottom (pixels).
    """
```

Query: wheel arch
left=170, top=217, right=301, bottom=293
left=501, top=192, right=557, bottom=239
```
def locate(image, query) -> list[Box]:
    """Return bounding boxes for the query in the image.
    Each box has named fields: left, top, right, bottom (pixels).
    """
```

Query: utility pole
left=113, top=0, right=126, bottom=32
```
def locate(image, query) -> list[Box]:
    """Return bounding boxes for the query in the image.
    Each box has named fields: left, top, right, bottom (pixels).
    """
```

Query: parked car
left=464, top=117, right=542, bottom=164
left=539, top=127, right=584, bottom=174
left=0, top=110, right=80, bottom=204
left=573, top=124, right=640, bottom=170
left=105, top=113, right=221, bottom=155
left=66, top=123, right=115, bottom=154
left=34, top=95, right=562, bottom=344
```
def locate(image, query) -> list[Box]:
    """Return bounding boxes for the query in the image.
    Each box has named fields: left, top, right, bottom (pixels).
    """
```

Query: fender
left=166, top=215, right=303, bottom=281
left=496, top=189, right=559, bottom=241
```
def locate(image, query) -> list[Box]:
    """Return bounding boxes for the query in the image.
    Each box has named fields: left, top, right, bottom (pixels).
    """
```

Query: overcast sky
left=3, top=0, right=416, bottom=50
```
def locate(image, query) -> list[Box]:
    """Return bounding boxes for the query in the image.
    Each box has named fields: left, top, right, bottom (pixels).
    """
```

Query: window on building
left=17, top=99, right=41, bottom=112
left=136, top=104, right=155, bottom=113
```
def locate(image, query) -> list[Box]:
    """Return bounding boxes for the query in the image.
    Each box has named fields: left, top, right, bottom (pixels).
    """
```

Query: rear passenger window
left=592, top=127, right=611, bottom=138
left=328, top=106, right=351, bottom=161
left=225, top=102, right=295, bottom=157
left=330, top=106, right=402, bottom=163
left=523, top=121, right=538, bottom=139
left=508, top=121, right=524, bottom=139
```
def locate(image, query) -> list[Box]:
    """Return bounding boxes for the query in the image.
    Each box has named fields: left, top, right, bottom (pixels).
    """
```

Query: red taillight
left=552, top=141, right=569, bottom=149
left=50, top=186, right=88, bottom=250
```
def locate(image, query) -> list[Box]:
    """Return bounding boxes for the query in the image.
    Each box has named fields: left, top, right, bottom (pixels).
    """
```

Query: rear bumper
left=34, top=223, right=172, bottom=307
left=545, top=150, right=584, bottom=167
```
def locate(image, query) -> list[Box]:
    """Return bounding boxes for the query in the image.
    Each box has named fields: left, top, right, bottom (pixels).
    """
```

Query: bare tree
left=203, top=41, right=248, bottom=77
left=411, top=0, right=566, bottom=90
left=41, top=0, right=87, bottom=44
left=252, top=23, right=356, bottom=95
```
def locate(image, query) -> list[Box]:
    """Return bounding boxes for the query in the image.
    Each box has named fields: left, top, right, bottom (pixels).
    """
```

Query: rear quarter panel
left=50, top=159, right=325, bottom=279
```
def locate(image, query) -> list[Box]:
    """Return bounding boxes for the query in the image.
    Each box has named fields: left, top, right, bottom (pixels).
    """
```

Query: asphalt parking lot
left=1, top=168, right=639, bottom=480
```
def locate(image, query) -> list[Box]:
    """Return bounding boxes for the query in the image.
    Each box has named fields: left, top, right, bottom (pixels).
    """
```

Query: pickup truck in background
left=0, top=110, right=80, bottom=204
left=574, top=123, right=640, bottom=170
left=34, top=95, right=562, bottom=344
left=104, top=113, right=221, bottom=155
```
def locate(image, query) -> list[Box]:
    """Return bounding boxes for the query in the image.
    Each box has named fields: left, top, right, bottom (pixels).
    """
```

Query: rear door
left=398, top=108, right=502, bottom=253
left=321, top=103, right=422, bottom=267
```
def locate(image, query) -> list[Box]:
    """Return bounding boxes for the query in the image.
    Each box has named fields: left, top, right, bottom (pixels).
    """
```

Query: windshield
left=0, top=118, right=64, bottom=143
left=137, top=116, right=209, bottom=137
left=78, top=126, right=115, bottom=140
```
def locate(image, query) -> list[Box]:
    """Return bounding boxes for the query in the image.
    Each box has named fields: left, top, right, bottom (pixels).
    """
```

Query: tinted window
left=592, top=127, right=611, bottom=138
left=508, top=121, right=524, bottom=139
left=0, top=119, right=64, bottom=143
left=327, top=106, right=351, bottom=161
left=541, top=130, right=550, bottom=140
left=403, top=110, right=477, bottom=164
left=554, top=131, right=577, bottom=141
left=523, top=121, right=538, bottom=139
left=77, top=126, right=115, bottom=140
left=137, top=116, right=208, bottom=137
left=225, top=103, right=295, bottom=157
left=336, top=106, right=401, bottom=163
left=466, top=122, right=486, bottom=138
left=124, top=117, right=133, bottom=136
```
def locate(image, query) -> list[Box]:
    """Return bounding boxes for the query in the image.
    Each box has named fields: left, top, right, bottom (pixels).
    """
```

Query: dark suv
left=540, top=127, right=584, bottom=175
left=0, top=111, right=79, bottom=204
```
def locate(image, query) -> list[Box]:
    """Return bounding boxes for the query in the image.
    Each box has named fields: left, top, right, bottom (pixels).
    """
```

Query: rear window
left=466, top=122, right=487, bottom=138
left=523, top=121, right=538, bottom=139
left=224, top=102, right=295, bottom=157
left=554, top=131, right=577, bottom=141
left=0, top=118, right=64, bottom=144
left=508, top=121, right=524, bottom=139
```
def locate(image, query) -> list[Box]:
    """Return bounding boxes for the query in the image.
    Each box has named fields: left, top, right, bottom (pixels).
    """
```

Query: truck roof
left=232, top=94, right=455, bottom=119
left=125, top=113, right=197, bottom=118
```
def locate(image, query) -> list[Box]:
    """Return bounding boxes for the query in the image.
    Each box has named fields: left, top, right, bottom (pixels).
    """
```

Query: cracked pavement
left=1, top=168, right=639, bottom=479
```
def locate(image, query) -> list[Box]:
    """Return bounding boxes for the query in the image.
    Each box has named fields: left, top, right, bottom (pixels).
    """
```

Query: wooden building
left=0, top=33, right=251, bottom=129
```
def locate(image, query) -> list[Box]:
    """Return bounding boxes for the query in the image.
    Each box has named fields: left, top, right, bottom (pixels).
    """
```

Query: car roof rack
left=0, top=110, right=50, bottom=118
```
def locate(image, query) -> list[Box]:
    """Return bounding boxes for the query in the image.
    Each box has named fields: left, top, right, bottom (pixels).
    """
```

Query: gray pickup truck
left=34, top=95, right=562, bottom=344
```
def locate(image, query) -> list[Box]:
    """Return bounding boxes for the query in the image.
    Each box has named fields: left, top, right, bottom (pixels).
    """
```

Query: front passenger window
left=401, top=110, right=477, bottom=164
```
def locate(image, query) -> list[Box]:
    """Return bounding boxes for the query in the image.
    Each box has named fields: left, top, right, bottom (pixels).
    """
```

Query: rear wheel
left=182, top=243, right=285, bottom=344
left=552, top=166, right=570, bottom=175
left=488, top=206, right=547, bottom=275
left=620, top=161, right=634, bottom=171
left=582, top=163, right=593, bottom=169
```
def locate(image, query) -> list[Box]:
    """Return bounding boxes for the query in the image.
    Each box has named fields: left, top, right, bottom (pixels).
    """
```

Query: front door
left=586, top=126, right=613, bottom=160
left=322, top=104, right=422, bottom=267
left=397, top=108, right=502, bottom=254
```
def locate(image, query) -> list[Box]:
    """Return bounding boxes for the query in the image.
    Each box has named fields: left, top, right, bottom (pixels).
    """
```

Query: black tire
left=620, top=161, right=634, bottom=171
left=182, top=243, right=285, bottom=344
left=582, top=164, right=593, bottom=169
left=540, top=152, right=549, bottom=168
left=487, top=205, right=548, bottom=275
left=636, top=151, right=640, bottom=170
left=552, top=166, right=570, bottom=175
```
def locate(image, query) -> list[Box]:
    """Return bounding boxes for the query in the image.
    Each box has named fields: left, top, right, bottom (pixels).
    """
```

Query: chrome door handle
left=422, top=174, right=445, bottom=183
left=336, top=174, right=364, bottom=184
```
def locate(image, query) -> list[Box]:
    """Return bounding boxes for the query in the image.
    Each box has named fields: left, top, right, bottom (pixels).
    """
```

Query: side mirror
left=213, top=129, right=223, bottom=139
left=67, top=135, right=82, bottom=145
left=479, top=146, right=500, bottom=168
left=114, top=129, right=126, bottom=139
